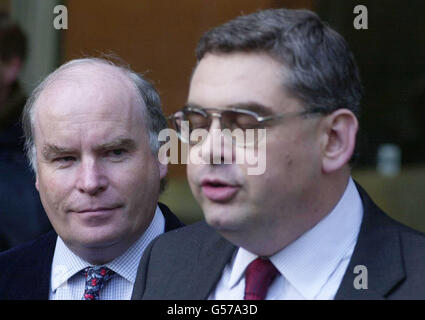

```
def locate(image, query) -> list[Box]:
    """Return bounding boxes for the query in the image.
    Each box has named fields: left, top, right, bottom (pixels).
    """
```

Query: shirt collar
left=51, top=205, right=165, bottom=291
left=227, top=177, right=363, bottom=299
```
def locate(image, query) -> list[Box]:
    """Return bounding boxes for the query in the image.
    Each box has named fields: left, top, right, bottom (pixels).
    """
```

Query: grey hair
left=196, top=8, right=363, bottom=119
left=21, top=57, right=168, bottom=189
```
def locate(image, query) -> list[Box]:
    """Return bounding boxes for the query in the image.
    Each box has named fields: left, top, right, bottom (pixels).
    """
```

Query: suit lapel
left=335, top=184, right=405, bottom=299
left=158, top=202, right=233, bottom=299
left=189, top=228, right=236, bottom=299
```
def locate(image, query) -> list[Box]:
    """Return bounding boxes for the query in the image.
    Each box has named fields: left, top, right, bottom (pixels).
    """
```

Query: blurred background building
left=0, top=0, right=423, bottom=240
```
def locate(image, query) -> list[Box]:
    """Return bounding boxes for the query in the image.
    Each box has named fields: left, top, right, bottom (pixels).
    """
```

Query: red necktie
left=82, top=266, right=115, bottom=300
left=244, top=257, right=279, bottom=300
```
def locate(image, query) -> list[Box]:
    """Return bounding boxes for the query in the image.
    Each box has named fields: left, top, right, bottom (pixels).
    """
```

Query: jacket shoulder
left=133, top=221, right=235, bottom=299
left=0, top=231, right=56, bottom=265
left=148, top=221, right=215, bottom=255
left=157, top=220, right=213, bottom=240
left=387, top=224, right=425, bottom=298
left=399, top=226, right=425, bottom=269
left=338, top=182, right=425, bottom=299
left=0, top=231, right=56, bottom=299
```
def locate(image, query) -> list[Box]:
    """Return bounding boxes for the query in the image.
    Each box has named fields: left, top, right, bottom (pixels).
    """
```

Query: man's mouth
left=71, top=204, right=123, bottom=216
left=200, top=178, right=240, bottom=202
left=77, top=207, right=116, bottom=213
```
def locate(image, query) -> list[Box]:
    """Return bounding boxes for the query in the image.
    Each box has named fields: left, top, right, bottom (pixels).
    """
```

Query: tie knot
left=244, top=257, right=279, bottom=300
left=82, top=266, right=115, bottom=300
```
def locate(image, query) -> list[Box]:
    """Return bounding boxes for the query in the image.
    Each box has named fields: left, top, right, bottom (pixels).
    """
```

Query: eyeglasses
left=168, top=106, right=324, bottom=146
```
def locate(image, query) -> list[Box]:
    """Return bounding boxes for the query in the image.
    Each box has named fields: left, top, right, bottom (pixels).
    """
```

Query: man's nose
left=198, top=118, right=235, bottom=165
left=76, top=158, right=108, bottom=196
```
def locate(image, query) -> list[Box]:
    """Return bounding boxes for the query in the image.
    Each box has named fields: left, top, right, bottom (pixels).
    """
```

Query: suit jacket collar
left=4, top=230, right=57, bottom=299
left=334, top=183, right=405, bottom=299
left=159, top=202, right=185, bottom=232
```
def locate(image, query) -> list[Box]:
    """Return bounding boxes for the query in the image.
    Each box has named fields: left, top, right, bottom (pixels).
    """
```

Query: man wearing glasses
left=133, top=8, right=425, bottom=299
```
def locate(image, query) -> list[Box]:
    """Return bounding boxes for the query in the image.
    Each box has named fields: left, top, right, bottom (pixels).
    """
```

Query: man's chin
left=67, top=227, right=124, bottom=249
left=204, top=209, right=243, bottom=233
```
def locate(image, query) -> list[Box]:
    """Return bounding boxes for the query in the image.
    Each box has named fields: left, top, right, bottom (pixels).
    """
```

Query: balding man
left=0, top=58, right=183, bottom=300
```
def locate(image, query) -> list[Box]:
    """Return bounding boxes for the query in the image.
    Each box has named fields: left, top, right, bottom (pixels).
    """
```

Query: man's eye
left=55, top=156, right=75, bottom=162
left=109, top=149, right=127, bottom=157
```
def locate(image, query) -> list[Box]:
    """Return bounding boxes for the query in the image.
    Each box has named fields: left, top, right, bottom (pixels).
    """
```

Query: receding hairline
left=35, top=60, right=143, bottom=104
left=30, top=59, right=147, bottom=127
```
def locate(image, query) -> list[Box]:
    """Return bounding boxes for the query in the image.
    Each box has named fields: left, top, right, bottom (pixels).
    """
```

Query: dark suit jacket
left=0, top=83, right=52, bottom=251
left=132, top=185, right=425, bottom=300
left=0, top=203, right=183, bottom=300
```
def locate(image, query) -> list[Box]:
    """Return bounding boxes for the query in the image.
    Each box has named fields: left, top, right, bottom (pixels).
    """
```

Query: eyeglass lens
left=172, top=109, right=265, bottom=146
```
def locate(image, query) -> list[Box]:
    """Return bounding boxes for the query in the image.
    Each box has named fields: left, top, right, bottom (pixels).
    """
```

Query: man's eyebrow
left=227, top=102, right=273, bottom=115
left=185, top=102, right=273, bottom=115
left=41, top=138, right=137, bottom=159
left=185, top=102, right=203, bottom=110
left=95, top=138, right=137, bottom=152
left=41, top=144, right=77, bottom=159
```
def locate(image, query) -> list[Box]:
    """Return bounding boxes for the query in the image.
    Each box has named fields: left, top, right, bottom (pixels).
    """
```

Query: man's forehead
left=188, top=52, right=297, bottom=112
left=34, top=64, right=144, bottom=123
left=190, top=52, right=284, bottom=93
left=193, top=52, right=283, bottom=77
left=40, top=64, right=136, bottom=101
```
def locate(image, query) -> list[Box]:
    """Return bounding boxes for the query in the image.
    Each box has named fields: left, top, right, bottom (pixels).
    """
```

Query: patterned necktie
left=82, top=266, right=115, bottom=300
left=244, top=257, right=279, bottom=300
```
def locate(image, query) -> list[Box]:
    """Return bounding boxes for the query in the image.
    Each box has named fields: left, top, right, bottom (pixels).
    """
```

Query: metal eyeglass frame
left=168, top=105, right=325, bottom=146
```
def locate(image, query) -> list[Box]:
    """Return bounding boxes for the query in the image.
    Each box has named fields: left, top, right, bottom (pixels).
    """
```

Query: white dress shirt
left=49, top=205, right=165, bottom=300
left=209, top=177, right=363, bottom=300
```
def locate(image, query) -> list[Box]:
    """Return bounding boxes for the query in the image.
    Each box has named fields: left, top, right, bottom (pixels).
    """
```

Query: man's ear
left=157, top=150, right=168, bottom=180
left=2, top=56, right=22, bottom=86
left=35, top=175, right=39, bottom=191
left=320, top=109, right=358, bottom=174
